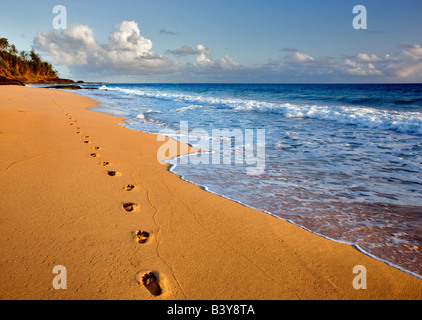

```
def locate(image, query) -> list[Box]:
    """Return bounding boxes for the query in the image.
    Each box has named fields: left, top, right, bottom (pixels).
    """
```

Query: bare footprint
left=135, top=230, right=149, bottom=244
left=107, top=171, right=121, bottom=177
left=124, top=184, right=135, bottom=191
left=141, top=272, right=162, bottom=296
left=122, top=203, right=139, bottom=212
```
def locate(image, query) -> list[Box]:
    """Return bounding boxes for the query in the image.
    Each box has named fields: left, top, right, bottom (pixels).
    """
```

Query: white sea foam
left=175, top=105, right=210, bottom=112
left=102, top=86, right=422, bottom=135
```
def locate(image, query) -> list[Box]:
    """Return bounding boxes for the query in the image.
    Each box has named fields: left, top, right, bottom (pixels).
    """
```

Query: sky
left=1, top=0, right=422, bottom=83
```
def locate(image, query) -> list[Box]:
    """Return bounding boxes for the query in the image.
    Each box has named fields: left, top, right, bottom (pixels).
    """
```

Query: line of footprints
left=60, top=107, right=162, bottom=296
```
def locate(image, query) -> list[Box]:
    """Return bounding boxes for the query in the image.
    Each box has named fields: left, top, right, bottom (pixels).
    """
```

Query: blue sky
left=1, top=0, right=422, bottom=82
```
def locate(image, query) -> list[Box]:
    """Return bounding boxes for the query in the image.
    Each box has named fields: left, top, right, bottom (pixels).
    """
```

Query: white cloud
left=356, top=53, right=382, bottom=63
left=35, top=21, right=177, bottom=74
left=402, top=44, right=422, bottom=60
left=35, top=21, right=242, bottom=78
left=33, top=22, right=422, bottom=82
left=344, top=58, right=382, bottom=76
left=167, top=44, right=242, bottom=71
left=35, top=25, right=96, bottom=65
left=384, top=45, right=422, bottom=78
left=285, top=51, right=315, bottom=64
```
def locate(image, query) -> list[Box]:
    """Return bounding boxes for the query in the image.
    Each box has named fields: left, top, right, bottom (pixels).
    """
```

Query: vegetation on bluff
left=0, top=37, right=65, bottom=83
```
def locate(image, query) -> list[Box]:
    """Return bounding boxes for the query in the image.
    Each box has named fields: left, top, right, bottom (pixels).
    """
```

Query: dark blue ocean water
left=75, top=83, right=422, bottom=277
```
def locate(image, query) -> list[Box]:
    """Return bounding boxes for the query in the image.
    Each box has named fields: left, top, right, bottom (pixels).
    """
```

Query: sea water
left=77, top=83, right=422, bottom=277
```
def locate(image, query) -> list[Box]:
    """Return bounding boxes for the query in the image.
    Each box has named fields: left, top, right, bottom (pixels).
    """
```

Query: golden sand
left=0, top=86, right=421, bottom=299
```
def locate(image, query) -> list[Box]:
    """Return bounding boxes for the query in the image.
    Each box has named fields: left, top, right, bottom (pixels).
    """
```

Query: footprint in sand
left=135, top=230, right=150, bottom=244
left=101, top=161, right=110, bottom=166
left=93, top=147, right=100, bottom=151
left=122, top=202, right=139, bottom=212
left=90, top=153, right=98, bottom=158
left=83, top=136, right=89, bottom=138
left=124, top=184, right=135, bottom=191
left=141, top=272, right=162, bottom=296
left=83, top=140, right=90, bottom=144
left=107, top=170, right=121, bottom=177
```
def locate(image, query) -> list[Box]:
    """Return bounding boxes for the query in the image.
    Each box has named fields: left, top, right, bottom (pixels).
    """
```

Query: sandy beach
left=0, top=86, right=421, bottom=300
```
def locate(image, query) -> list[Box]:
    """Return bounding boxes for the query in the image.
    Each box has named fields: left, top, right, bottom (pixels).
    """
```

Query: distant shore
left=0, top=86, right=421, bottom=300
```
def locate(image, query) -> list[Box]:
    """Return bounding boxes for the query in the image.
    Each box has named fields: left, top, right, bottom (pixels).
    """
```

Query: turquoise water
left=75, top=83, right=422, bottom=277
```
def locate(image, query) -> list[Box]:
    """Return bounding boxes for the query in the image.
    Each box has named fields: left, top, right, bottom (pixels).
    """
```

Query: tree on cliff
left=0, top=37, right=58, bottom=81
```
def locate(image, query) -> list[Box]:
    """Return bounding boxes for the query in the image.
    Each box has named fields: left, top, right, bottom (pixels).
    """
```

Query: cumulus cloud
left=35, top=21, right=178, bottom=74
left=337, top=47, right=422, bottom=78
left=193, top=45, right=242, bottom=71
left=384, top=45, right=422, bottom=78
left=34, top=25, right=96, bottom=66
left=356, top=53, right=382, bottom=63
left=280, top=49, right=384, bottom=78
left=166, top=44, right=242, bottom=71
left=285, top=50, right=315, bottom=64
left=33, top=21, right=422, bottom=82
left=401, top=44, right=422, bottom=60
left=34, top=21, right=244, bottom=78
left=344, top=58, right=382, bottom=76
left=265, top=46, right=422, bottom=81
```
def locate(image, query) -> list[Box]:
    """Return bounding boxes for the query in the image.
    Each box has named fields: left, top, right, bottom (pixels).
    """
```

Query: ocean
left=74, top=83, right=421, bottom=278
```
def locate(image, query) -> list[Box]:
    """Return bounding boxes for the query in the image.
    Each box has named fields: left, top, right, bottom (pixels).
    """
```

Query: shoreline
left=82, top=86, right=422, bottom=280
left=166, top=156, right=422, bottom=280
left=0, top=86, right=421, bottom=299
left=168, top=159, right=422, bottom=281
